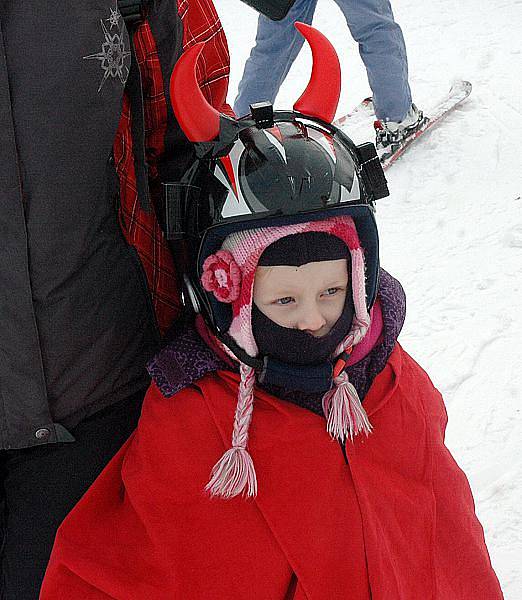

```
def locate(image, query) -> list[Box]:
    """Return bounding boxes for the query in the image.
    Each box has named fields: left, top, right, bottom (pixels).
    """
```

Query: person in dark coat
left=40, top=25, right=503, bottom=600
left=0, top=1, right=229, bottom=597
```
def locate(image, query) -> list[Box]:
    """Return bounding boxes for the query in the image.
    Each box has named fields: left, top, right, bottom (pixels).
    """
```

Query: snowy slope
left=216, top=0, right=522, bottom=596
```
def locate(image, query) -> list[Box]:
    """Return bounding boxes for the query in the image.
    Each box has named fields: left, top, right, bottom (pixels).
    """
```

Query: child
left=40, top=24, right=503, bottom=600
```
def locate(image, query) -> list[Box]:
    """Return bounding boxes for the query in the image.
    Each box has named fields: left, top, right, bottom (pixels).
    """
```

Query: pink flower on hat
left=201, top=250, right=241, bottom=303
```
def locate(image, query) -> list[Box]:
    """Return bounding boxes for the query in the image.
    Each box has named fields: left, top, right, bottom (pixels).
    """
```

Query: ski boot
left=374, top=104, right=427, bottom=162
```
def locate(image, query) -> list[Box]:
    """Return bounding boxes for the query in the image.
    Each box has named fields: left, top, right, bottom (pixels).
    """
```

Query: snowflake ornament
left=83, top=9, right=131, bottom=92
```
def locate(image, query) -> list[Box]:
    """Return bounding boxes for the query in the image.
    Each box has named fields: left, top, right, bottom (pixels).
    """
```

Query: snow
left=216, top=0, right=522, bottom=596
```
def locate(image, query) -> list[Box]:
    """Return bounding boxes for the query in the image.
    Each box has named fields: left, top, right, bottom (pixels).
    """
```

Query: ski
left=380, top=81, right=472, bottom=169
left=334, top=96, right=374, bottom=128
left=334, top=80, right=472, bottom=170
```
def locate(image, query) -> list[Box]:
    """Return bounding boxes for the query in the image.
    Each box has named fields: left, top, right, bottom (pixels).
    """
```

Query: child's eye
left=275, top=296, right=294, bottom=305
left=323, top=287, right=341, bottom=297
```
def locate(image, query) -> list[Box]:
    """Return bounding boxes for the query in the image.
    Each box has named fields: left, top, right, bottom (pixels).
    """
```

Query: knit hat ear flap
left=322, top=246, right=372, bottom=441
left=206, top=363, right=258, bottom=498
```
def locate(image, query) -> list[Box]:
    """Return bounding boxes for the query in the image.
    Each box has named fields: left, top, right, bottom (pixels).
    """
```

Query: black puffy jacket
left=0, top=0, right=229, bottom=449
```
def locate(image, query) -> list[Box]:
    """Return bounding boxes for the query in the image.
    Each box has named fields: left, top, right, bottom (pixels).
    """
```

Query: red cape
left=41, top=345, right=503, bottom=599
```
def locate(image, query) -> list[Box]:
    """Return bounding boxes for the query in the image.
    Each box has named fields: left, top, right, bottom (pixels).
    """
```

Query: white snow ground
left=216, top=0, right=522, bottom=596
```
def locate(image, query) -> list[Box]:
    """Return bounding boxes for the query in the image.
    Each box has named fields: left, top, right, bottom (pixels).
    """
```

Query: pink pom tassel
left=205, top=446, right=258, bottom=498
left=322, top=372, right=372, bottom=441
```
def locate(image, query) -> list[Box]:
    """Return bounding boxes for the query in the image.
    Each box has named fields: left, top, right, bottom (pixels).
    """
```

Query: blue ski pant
left=233, top=0, right=412, bottom=122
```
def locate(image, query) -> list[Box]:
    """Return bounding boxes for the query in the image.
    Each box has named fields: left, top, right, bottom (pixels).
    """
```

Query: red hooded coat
left=40, top=344, right=503, bottom=599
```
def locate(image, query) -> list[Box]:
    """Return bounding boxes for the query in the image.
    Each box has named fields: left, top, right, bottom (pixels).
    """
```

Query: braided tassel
left=206, top=364, right=258, bottom=498
left=321, top=244, right=373, bottom=442
left=322, top=370, right=372, bottom=441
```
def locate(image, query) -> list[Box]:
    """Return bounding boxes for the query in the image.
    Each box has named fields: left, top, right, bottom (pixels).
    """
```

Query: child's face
left=253, top=259, right=349, bottom=337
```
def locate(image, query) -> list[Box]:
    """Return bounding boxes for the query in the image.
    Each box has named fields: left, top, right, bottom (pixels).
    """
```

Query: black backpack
left=118, top=1, right=144, bottom=25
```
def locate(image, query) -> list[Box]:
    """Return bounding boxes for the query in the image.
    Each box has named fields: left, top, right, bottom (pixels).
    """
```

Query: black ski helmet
left=166, top=23, right=389, bottom=345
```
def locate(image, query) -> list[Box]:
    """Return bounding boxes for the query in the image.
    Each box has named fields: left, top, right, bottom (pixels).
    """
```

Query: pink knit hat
left=201, top=215, right=372, bottom=498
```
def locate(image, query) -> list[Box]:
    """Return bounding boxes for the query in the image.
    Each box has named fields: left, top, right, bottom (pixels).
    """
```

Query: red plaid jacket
left=114, top=0, right=230, bottom=335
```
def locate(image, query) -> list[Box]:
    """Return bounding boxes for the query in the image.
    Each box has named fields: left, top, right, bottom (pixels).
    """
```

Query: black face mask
left=252, top=290, right=355, bottom=366
left=252, top=231, right=354, bottom=367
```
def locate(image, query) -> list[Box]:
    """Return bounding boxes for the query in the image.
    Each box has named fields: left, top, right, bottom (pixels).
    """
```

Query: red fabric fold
left=41, top=345, right=502, bottom=599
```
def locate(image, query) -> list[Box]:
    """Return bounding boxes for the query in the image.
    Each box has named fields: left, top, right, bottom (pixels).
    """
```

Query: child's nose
left=296, top=305, right=327, bottom=335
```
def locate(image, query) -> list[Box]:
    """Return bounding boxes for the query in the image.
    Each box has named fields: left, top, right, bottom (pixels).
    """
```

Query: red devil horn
left=169, top=43, right=221, bottom=142
left=293, top=22, right=341, bottom=123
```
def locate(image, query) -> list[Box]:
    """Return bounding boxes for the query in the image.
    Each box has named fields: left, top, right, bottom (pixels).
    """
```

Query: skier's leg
left=336, top=0, right=412, bottom=122
left=233, top=0, right=318, bottom=117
